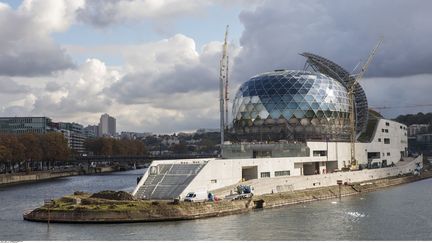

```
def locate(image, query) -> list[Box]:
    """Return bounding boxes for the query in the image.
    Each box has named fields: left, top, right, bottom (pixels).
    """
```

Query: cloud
left=75, top=0, right=264, bottom=28
left=0, top=0, right=81, bottom=76
left=32, top=58, right=120, bottom=115
left=362, top=74, right=432, bottom=118
left=0, top=77, right=31, bottom=94
left=76, top=0, right=208, bottom=27
left=233, top=0, right=432, bottom=83
left=108, top=34, right=238, bottom=105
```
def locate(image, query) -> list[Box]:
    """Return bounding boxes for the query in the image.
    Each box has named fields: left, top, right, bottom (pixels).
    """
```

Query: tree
left=18, top=133, right=43, bottom=171
left=0, top=134, right=25, bottom=172
left=40, top=133, right=70, bottom=165
left=171, top=143, right=188, bottom=154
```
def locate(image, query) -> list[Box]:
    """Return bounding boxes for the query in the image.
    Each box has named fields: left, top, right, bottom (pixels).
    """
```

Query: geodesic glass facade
left=231, top=70, right=351, bottom=142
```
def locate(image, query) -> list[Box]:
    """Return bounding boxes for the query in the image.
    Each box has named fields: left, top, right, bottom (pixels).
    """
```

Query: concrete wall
left=211, top=155, right=423, bottom=197
left=0, top=171, right=79, bottom=185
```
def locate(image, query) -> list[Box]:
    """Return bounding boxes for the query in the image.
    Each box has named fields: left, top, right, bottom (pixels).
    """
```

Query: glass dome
left=231, top=70, right=351, bottom=142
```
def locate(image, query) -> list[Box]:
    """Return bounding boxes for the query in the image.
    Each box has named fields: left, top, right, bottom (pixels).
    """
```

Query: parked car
left=184, top=191, right=208, bottom=202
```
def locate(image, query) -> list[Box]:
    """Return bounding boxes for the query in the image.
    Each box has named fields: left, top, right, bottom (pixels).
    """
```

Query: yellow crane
left=349, top=38, right=383, bottom=170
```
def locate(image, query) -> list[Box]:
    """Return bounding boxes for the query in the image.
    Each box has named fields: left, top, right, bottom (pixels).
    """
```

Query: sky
left=0, top=0, right=431, bottom=134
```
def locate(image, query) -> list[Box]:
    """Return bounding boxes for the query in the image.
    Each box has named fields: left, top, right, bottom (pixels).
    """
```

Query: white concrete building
left=133, top=64, right=419, bottom=200
left=132, top=118, right=417, bottom=200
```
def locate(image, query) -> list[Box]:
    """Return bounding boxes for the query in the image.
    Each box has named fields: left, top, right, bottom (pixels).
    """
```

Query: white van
left=184, top=191, right=208, bottom=202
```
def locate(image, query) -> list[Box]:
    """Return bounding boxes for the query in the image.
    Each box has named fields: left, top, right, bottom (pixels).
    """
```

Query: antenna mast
left=219, top=25, right=229, bottom=157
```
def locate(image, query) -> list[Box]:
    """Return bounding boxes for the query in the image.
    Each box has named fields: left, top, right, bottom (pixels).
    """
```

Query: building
left=98, top=113, right=116, bottom=137
left=408, top=124, right=429, bottom=137
left=0, top=117, right=55, bottom=134
left=132, top=53, right=419, bottom=201
left=161, top=136, right=180, bottom=146
left=0, top=117, right=87, bottom=154
left=84, top=125, right=99, bottom=138
left=58, top=122, right=85, bottom=154
left=120, top=132, right=152, bottom=140
left=231, top=70, right=350, bottom=142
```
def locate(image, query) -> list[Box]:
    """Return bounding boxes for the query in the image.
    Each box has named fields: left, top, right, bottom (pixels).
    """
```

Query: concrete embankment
left=23, top=170, right=432, bottom=224
left=1, top=166, right=130, bottom=186
left=0, top=171, right=80, bottom=186
left=255, top=170, right=432, bottom=209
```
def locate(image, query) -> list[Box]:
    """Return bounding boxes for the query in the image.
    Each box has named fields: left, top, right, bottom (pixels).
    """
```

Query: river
left=1, top=169, right=431, bottom=241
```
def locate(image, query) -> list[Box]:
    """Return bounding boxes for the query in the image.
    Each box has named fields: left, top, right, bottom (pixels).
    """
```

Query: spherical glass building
left=231, top=70, right=351, bottom=142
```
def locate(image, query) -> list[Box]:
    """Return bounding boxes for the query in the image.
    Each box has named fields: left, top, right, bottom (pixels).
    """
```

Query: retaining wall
left=213, top=155, right=423, bottom=196
left=0, top=171, right=79, bottom=185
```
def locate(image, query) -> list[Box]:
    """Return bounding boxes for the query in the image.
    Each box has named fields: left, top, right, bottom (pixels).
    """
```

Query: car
left=184, top=191, right=208, bottom=202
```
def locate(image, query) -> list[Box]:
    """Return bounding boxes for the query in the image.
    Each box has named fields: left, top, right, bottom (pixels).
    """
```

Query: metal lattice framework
left=231, top=70, right=351, bottom=142
left=300, top=52, right=369, bottom=135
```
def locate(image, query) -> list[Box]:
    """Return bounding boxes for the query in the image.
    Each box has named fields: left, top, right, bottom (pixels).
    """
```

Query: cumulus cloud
left=32, top=58, right=120, bottom=115
left=75, top=0, right=264, bottom=28
left=0, top=0, right=82, bottom=76
left=108, top=34, right=239, bottom=105
left=76, top=0, right=207, bottom=27
left=0, top=77, right=30, bottom=94
left=234, top=0, right=432, bottom=83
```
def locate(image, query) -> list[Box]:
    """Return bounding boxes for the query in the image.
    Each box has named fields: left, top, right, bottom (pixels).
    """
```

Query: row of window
left=261, top=170, right=291, bottom=178
left=313, top=150, right=327, bottom=156
left=377, top=138, right=391, bottom=144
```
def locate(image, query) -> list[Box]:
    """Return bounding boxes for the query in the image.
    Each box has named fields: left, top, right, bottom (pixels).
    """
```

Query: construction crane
left=219, top=25, right=229, bottom=157
left=349, top=38, right=383, bottom=170
left=224, top=29, right=230, bottom=129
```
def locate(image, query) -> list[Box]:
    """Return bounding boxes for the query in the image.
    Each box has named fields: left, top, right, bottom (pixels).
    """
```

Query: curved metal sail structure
left=300, top=52, right=369, bottom=135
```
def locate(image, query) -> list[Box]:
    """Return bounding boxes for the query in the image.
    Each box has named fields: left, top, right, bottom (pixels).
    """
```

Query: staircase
left=135, top=163, right=206, bottom=200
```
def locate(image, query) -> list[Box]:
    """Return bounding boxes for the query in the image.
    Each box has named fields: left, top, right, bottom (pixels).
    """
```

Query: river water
left=1, top=169, right=432, bottom=241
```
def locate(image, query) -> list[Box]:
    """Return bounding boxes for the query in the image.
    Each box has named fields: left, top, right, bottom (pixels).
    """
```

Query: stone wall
left=0, top=171, right=79, bottom=185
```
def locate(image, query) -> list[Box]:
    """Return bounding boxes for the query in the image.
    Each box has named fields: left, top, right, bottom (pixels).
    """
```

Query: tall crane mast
left=349, top=38, right=383, bottom=170
left=219, top=25, right=229, bottom=157
left=224, top=28, right=230, bottom=129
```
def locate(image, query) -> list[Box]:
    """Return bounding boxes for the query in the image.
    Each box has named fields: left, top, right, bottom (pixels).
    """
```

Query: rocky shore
left=23, top=170, right=432, bottom=223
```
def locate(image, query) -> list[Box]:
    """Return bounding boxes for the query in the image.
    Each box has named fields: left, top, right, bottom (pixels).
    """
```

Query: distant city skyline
left=0, top=0, right=431, bottom=133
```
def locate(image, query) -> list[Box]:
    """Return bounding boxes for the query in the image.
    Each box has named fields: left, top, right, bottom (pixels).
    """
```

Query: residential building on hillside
left=408, top=124, right=429, bottom=137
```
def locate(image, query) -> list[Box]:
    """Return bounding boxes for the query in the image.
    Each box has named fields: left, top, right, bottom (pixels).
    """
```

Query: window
left=384, top=138, right=390, bottom=144
left=385, top=129, right=389, bottom=133
left=386, top=122, right=390, bottom=126
left=313, top=150, right=327, bottom=156
left=387, top=152, right=391, bottom=156
left=378, top=138, right=382, bottom=142
left=210, top=179, right=217, bottom=183
left=275, top=170, right=290, bottom=177
left=260, top=172, right=270, bottom=178
left=382, top=129, right=385, bottom=132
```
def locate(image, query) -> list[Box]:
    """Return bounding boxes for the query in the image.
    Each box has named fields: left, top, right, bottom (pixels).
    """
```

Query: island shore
left=23, top=170, right=432, bottom=223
